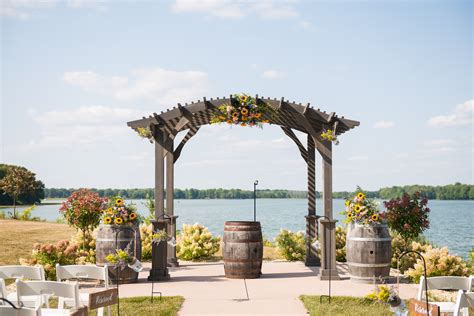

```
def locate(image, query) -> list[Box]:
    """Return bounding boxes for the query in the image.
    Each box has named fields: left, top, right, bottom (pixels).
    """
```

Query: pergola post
left=319, top=141, right=340, bottom=280
left=148, top=127, right=170, bottom=281
left=305, top=135, right=320, bottom=266
left=166, top=137, right=179, bottom=267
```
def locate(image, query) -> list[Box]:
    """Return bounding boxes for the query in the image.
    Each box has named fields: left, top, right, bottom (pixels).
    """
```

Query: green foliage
left=87, top=296, right=184, bottom=316
left=105, top=249, right=133, bottom=265
left=365, top=285, right=392, bottom=303
left=300, top=295, right=395, bottom=316
left=405, top=245, right=471, bottom=283
left=275, top=229, right=306, bottom=261
left=18, top=205, right=42, bottom=221
left=335, top=226, right=347, bottom=262
left=390, top=231, right=431, bottom=273
left=176, top=224, right=220, bottom=260
left=0, top=210, right=6, bottom=219
left=263, top=236, right=274, bottom=247
left=0, top=165, right=44, bottom=218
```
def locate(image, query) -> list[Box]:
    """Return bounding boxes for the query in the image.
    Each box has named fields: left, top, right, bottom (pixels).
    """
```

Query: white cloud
left=374, top=120, right=394, bottom=129
left=31, top=106, right=144, bottom=148
left=67, top=0, right=107, bottom=10
left=427, top=100, right=474, bottom=127
left=262, top=69, right=284, bottom=79
left=63, top=68, right=210, bottom=105
left=423, top=139, right=456, bottom=153
left=0, top=0, right=56, bottom=19
left=170, top=0, right=299, bottom=20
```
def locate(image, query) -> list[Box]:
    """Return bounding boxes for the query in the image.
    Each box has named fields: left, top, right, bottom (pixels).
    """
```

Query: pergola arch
left=127, top=94, right=359, bottom=280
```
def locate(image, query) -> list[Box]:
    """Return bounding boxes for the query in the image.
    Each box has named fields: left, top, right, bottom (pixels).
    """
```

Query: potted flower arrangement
left=96, top=197, right=142, bottom=284
left=210, top=93, right=274, bottom=127
left=343, top=190, right=392, bottom=283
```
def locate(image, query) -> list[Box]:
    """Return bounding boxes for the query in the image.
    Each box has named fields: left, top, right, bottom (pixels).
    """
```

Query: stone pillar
left=305, top=135, right=320, bottom=266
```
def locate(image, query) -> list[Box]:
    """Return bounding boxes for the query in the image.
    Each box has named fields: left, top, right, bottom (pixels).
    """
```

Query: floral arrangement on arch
left=320, top=128, right=339, bottom=145
left=210, top=93, right=274, bottom=127
left=342, top=189, right=385, bottom=225
left=102, top=197, right=139, bottom=226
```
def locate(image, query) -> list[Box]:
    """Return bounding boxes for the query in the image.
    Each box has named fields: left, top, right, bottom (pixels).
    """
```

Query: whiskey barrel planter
left=96, top=224, right=142, bottom=284
left=346, top=223, right=392, bottom=283
left=223, top=221, right=263, bottom=279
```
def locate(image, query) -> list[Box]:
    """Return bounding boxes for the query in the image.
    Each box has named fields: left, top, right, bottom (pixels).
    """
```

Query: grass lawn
left=300, top=295, right=395, bottom=316
left=0, top=219, right=75, bottom=265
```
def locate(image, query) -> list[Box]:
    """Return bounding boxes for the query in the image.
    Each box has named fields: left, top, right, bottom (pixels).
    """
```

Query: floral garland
left=102, top=197, right=139, bottom=226
left=210, top=93, right=274, bottom=127
left=342, top=190, right=385, bottom=225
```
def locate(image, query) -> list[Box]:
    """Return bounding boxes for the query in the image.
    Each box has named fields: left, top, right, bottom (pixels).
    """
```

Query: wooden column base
left=319, top=269, right=341, bottom=280
left=148, top=268, right=170, bottom=281
left=305, top=215, right=320, bottom=267
left=319, top=219, right=340, bottom=280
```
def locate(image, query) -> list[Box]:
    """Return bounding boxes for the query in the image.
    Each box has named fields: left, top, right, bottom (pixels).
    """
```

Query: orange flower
left=226, top=119, right=233, bottom=124
left=254, top=113, right=262, bottom=119
left=241, top=116, right=248, bottom=121
left=241, top=123, right=247, bottom=126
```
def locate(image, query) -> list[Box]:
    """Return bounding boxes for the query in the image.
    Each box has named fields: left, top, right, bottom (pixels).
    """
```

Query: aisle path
left=119, top=261, right=418, bottom=315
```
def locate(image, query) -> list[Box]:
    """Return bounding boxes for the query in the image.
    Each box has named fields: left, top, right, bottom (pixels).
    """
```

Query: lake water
left=3, top=199, right=473, bottom=258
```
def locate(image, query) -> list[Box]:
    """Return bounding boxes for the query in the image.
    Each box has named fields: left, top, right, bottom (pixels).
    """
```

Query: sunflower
left=226, top=119, right=233, bottom=124
left=371, top=214, right=379, bottom=221
left=345, top=200, right=350, bottom=207
left=241, top=116, right=248, bottom=121
left=241, top=123, right=247, bottom=126
left=354, top=204, right=362, bottom=213
left=254, top=112, right=262, bottom=119
left=104, top=217, right=112, bottom=224
left=347, top=212, right=353, bottom=219
left=129, top=212, right=137, bottom=220
left=241, top=108, right=249, bottom=115
left=232, top=112, right=239, bottom=118
left=107, top=208, right=113, bottom=214
left=115, top=198, right=124, bottom=206
left=357, top=192, right=366, bottom=200
left=262, top=119, right=270, bottom=123
left=218, top=115, right=226, bottom=120
left=114, top=217, right=123, bottom=224
left=239, top=95, right=248, bottom=102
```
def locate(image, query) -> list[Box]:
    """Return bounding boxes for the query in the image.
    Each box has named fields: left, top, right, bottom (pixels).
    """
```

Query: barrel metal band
left=224, top=228, right=261, bottom=232
left=347, top=237, right=391, bottom=242
left=96, top=238, right=135, bottom=242
left=347, top=262, right=390, bottom=268
left=224, top=259, right=262, bottom=263
left=223, top=239, right=262, bottom=243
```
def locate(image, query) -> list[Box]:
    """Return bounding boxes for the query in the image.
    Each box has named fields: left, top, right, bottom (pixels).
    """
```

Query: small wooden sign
left=408, top=299, right=440, bottom=316
left=70, top=306, right=88, bottom=316
left=88, top=288, right=118, bottom=310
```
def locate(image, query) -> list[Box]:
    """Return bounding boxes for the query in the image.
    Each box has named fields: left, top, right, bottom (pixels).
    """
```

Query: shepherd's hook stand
left=253, top=180, right=258, bottom=222
left=399, top=251, right=429, bottom=310
left=318, top=215, right=332, bottom=304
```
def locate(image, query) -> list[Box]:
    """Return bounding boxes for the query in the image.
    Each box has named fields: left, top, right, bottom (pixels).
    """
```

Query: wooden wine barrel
left=223, top=221, right=263, bottom=279
left=346, top=223, right=392, bottom=283
left=96, top=224, right=142, bottom=284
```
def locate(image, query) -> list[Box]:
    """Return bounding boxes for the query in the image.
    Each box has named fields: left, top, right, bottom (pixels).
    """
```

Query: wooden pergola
left=127, top=95, right=359, bottom=280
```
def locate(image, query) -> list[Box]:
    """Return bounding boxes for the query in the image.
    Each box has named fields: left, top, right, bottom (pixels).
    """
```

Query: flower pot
left=96, top=224, right=142, bottom=284
left=346, top=223, right=392, bottom=283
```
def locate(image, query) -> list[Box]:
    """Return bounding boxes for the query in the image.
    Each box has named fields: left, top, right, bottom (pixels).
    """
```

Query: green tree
left=0, top=166, right=42, bottom=218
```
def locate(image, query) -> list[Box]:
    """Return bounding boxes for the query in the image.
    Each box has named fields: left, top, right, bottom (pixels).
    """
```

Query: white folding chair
left=417, top=276, right=474, bottom=314
left=0, top=305, right=41, bottom=316
left=16, top=280, right=80, bottom=316
left=0, top=266, right=47, bottom=308
left=454, top=290, right=474, bottom=316
left=56, top=264, right=110, bottom=316
left=1, top=278, right=6, bottom=305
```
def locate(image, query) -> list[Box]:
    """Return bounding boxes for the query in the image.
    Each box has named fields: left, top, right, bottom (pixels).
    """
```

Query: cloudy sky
left=1, top=0, right=472, bottom=191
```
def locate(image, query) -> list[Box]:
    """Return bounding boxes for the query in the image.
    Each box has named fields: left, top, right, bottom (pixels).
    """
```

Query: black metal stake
left=319, top=215, right=332, bottom=304
left=114, top=226, right=137, bottom=316
left=399, top=251, right=429, bottom=311
left=253, top=180, right=258, bottom=222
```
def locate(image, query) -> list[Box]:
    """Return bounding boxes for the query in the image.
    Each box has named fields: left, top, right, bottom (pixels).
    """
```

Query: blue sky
left=1, top=0, right=472, bottom=191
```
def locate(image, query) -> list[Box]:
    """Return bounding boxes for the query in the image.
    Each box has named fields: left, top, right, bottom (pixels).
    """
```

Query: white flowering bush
left=405, top=245, right=470, bottom=283
left=275, top=229, right=306, bottom=261
left=139, top=223, right=154, bottom=261
left=176, top=224, right=220, bottom=260
left=335, top=226, right=347, bottom=262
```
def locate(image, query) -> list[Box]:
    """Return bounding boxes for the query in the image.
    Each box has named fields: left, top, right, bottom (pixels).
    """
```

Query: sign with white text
left=88, top=288, right=118, bottom=310
left=408, top=299, right=440, bottom=316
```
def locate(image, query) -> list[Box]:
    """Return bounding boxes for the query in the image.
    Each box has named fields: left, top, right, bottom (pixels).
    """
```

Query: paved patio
left=119, top=261, right=419, bottom=315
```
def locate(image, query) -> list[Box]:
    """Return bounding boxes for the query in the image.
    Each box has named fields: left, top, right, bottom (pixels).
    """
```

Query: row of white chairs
left=0, top=264, right=111, bottom=316
left=417, top=275, right=474, bottom=316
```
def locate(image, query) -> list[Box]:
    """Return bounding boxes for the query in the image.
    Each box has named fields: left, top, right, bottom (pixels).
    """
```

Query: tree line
left=43, top=183, right=474, bottom=200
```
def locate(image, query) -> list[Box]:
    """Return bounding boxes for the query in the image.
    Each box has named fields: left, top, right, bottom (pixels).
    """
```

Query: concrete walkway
left=119, top=261, right=418, bottom=315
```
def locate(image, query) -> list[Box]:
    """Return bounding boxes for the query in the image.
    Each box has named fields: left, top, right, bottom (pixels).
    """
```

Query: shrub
left=18, top=205, right=42, bottom=221
left=275, top=229, right=306, bottom=261
left=263, top=236, right=274, bottom=247
left=405, top=245, right=470, bottom=283
left=176, top=224, right=220, bottom=260
left=140, top=223, right=154, bottom=261
left=365, top=285, right=392, bottom=303
left=384, top=192, right=430, bottom=240
left=390, top=232, right=431, bottom=273
left=335, top=226, right=347, bottom=262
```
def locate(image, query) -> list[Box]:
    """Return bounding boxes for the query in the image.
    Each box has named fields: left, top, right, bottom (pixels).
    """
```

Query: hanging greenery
left=321, top=128, right=340, bottom=145
left=210, top=93, right=276, bottom=127
left=135, top=127, right=153, bottom=143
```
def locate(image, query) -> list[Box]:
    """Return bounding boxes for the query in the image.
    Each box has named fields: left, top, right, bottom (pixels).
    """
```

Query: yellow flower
left=104, top=217, right=112, bottom=224
left=239, top=95, right=248, bottom=102
left=232, top=112, right=239, bottom=118
left=241, top=116, right=248, bottom=121
left=347, top=212, right=353, bottom=219
left=129, top=212, right=137, bottom=220
left=115, top=198, right=124, bottom=206
left=226, top=119, right=233, bottom=124
left=115, top=217, right=123, bottom=225
left=241, top=123, right=247, bottom=126
left=354, top=204, right=362, bottom=213
left=371, top=214, right=379, bottom=221
left=357, top=192, right=366, bottom=200
left=345, top=200, right=350, bottom=207
left=241, top=108, right=249, bottom=115
left=262, top=119, right=270, bottom=123
left=254, top=112, right=262, bottom=119
left=218, top=115, right=226, bottom=120
left=107, top=208, right=113, bottom=214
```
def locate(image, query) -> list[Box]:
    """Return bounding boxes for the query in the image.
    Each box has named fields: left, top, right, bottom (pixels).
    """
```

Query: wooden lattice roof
left=127, top=95, right=359, bottom=136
